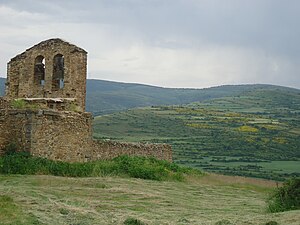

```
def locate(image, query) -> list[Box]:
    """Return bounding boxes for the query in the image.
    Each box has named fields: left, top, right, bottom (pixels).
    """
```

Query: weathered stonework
left=6, top=38, right=87, bottom=111
left=89, top=140, right=172, bottom=162
left=0, top=109, right=172, bottom=162
left=0, top=39, right=172, bottom=162
left=0, top=97, right=8, bottom=109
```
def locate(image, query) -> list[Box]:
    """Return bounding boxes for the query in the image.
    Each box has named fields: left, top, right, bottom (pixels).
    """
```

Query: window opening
left=52, top=54, right=64, bottom=90
left=34, top=56, right=45, bottom=86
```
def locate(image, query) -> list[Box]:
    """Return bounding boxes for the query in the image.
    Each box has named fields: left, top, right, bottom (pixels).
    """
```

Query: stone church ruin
left=0, top=38, right=172, bottom=162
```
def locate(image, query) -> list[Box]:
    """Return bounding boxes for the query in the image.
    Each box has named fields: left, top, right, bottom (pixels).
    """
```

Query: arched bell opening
left=52, top=54, right=64, bottom=91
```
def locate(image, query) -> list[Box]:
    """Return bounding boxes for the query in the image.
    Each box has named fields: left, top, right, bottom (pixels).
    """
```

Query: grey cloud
left=0, top=0, right=299, bottom=88
left=2, top=0, right=299, bottom=56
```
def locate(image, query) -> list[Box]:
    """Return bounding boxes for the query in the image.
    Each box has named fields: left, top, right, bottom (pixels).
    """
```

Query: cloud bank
left=0, top=0, right=299, bottom=88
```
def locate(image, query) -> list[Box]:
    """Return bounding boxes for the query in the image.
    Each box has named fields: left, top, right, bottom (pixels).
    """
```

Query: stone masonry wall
left=0, top=109, right=172, bottom=162
left=0, top=109, right=32, bottom=155
left=29, top=110, right=93, bottom=162
left=6, top=39, right=87, bottom=111
left=0, top=97, right=8, bottom=109
left=89, top=140, right=172, bottom=162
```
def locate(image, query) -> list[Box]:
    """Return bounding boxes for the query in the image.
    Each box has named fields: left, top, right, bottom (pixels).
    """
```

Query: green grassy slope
left=1, top=174, right=299, bottom=225
left=93, top=87, right=300, bottom=180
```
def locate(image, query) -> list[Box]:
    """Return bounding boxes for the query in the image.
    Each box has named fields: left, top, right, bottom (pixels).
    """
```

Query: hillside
left=93, top=86, right=300, bottom=180
left=86, top=80, right=298, bottom=115
left=0, top=77, right=4, bottom=96
left=3, top=77, right=297, bottom=115
left=1, top=174, right=299, bottom=225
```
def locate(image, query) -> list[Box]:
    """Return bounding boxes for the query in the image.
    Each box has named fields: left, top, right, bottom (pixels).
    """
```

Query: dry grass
left=0, top=174, right=299, bottom=225
left=195, top=173, right=279, bottom=188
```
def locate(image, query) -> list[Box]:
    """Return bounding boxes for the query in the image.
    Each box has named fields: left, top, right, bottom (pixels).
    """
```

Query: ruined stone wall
left=0, top=97, right=8, bottom=109
left=0, top=109, right=172, bottom=162
left=89, top=140, right=172, bottom=162
left=0, top=110, right=10, bottom=154
left=0, top=109, right=31, bottom=155
left=6, top=39, right=87, bottom=111
left=0, top=109, right=92, bottom=159
left=29, top=110, right=93, bottom=162
left=30, top=111, right=172, bottom=162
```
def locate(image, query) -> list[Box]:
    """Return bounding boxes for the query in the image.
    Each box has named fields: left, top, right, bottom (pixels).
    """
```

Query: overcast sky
left=0, top=0, right=299, bottom=89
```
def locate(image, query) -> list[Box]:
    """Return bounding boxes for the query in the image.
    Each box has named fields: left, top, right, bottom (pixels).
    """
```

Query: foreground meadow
left=0, top=174, right=299, bottom=225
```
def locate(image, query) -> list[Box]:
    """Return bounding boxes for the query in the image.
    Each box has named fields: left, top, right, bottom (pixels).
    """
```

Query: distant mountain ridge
left=1, top=77, right=299, bottom=115
left=85, top=79, right=299, bottom=115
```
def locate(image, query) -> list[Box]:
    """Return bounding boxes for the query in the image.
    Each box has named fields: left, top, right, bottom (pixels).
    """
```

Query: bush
left=124, top=218, right=147, bottom=225
left=265, top=221, right=279, bottom=225
left=3, top=142, right=18, bottom=155
left=215, top=220, right=233, bottom=225
left=268, top=178, right=300, bottom=212
left=114, top=155, right=201, bottom=181
left=0, top=152, right=201, bottom=181
left=114, top=155, right=168, bottom=180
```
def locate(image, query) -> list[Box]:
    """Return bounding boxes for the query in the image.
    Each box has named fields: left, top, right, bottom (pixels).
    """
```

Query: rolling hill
left=93, top=85, right=300, bottom=180
left=86, top=79, right=299, bottom=115
left=1, top=77, right=299, bottom=116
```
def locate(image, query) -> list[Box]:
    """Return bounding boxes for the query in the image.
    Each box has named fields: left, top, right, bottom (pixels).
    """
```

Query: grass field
left=0, top=174, right=299, bottom=225
left=93, top=89, right=300, bottom=181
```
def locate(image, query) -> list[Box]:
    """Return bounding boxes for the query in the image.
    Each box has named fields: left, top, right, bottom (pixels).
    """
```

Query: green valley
left=93, top=86, right=300, bottom=181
